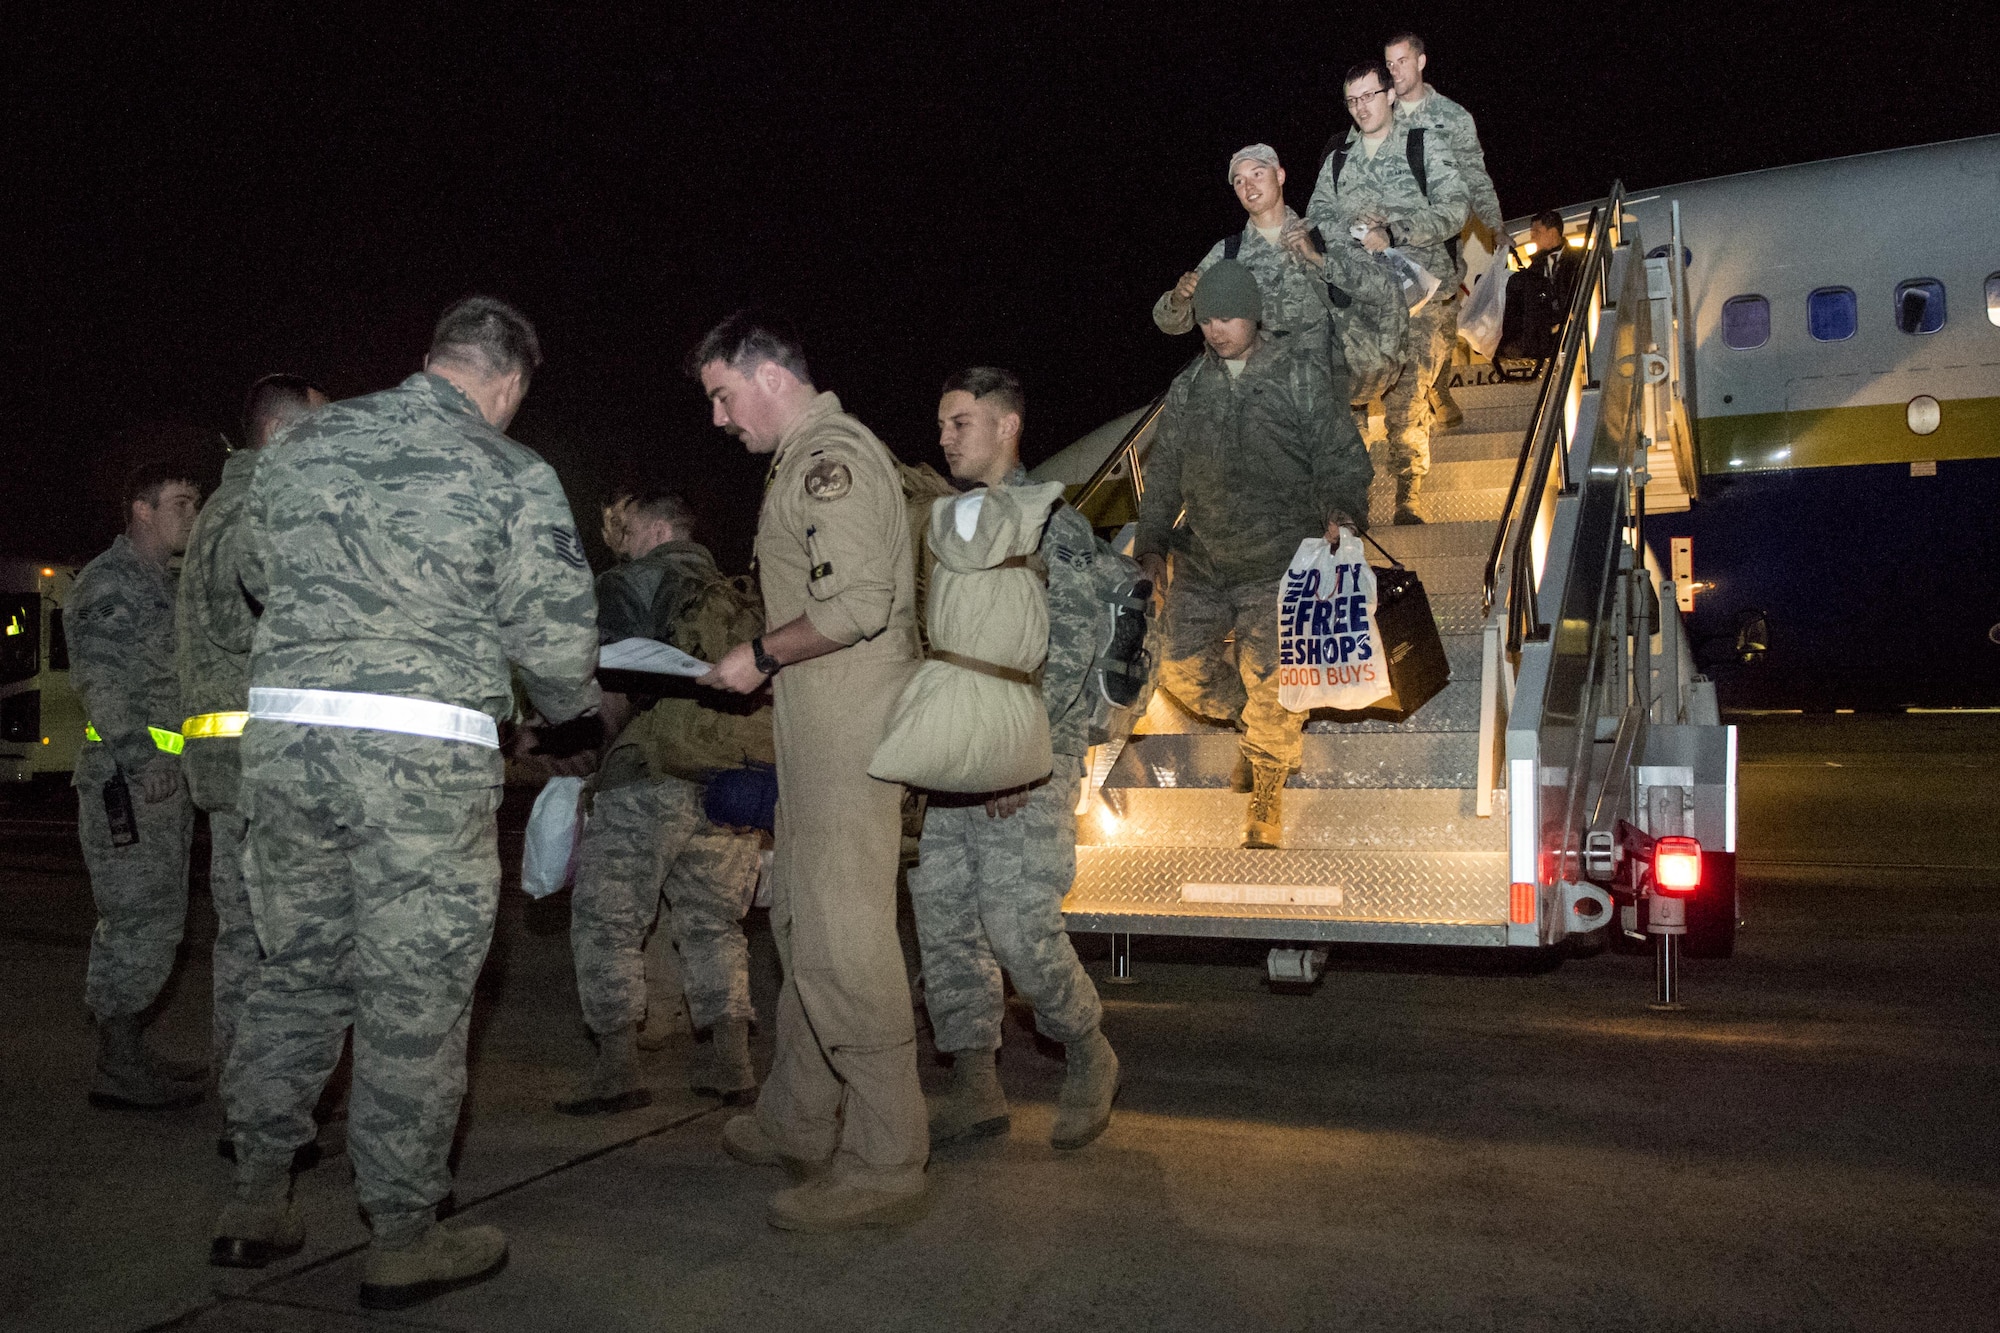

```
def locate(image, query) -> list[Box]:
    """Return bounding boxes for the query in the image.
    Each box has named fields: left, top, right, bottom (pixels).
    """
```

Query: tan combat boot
left=1051, top=1028, right=1121, bottom=1150
left=554, top=1023, right=651, bottom=1115
left=1242, top=765, right=1286, bottom=850
left=357, top=1222, right=508, bottom=1310
left=767, top=1176, right=930, bottom=1233
left=720, top=1114, right=830, bottom=1182
left=1394, top=474, right=1427, bottom=525
left=927, top=1048, right=1009, bottom=1145
left=90, top=1013, right=205, bottom=1111
left=210, top=1173, right=305, bottom=1269
left=689, top=1017, right=757, bottom=1104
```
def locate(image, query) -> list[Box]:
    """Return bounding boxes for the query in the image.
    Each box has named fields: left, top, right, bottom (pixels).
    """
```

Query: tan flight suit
left=751, top=392, right=926, bottom=1192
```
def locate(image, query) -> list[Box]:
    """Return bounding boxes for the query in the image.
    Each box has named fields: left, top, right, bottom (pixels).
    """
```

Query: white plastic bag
left=1458, top=247, right=1511, bottom=359
left=1277, top=533, right=1392, bottom=712
left=521, top=776, right=586, bottom=899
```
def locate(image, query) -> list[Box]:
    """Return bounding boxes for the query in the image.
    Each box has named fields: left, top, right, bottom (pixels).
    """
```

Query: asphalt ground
left=1, top=715, right=1995, bottom=1332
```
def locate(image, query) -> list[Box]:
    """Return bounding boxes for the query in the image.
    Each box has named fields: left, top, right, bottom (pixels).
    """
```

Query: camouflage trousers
left=908, top=758, right=1100, bottom=1053
left=186, top=739, right=259, bottom=1065
left=569, top=776, right=759, bottom=1035
left=1382, top=295, right=1458, bottom=481
left=223, top=771, right=502, bottom=1245
left=75, top=749, right=194, bottom=1019
left=1158, top=561, right=1306, bottom=773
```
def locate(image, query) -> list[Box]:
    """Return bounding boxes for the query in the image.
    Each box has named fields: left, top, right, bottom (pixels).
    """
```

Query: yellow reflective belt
left=83, top=723, right=186, bottom=755
left=182, top=711, right=250, bottom=739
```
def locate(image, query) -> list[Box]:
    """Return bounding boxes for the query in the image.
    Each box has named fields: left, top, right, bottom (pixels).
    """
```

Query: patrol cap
left=1192, top=259, right=1263, bottom=325
left=1227, top=143, right=1281, bottom=183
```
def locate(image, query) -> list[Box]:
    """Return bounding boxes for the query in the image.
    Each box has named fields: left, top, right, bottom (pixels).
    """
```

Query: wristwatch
left=751, top=636, right=782, bottom=678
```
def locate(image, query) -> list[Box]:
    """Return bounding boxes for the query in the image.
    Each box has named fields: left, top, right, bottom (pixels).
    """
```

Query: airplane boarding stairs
left=1056, top=182, right=1736, bottom=966
left=1061, top=377, right=1541, bottom=949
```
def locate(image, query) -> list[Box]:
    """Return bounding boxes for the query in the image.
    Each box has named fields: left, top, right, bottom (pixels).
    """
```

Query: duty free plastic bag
left=1277, top=533, right=1392, bottom=713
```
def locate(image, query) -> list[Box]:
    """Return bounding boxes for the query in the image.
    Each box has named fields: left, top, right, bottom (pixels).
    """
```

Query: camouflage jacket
left=68, top=535, right=182, bottom=776
left=238, top=372, right=599, bottom=787
left=1135, top=331, right=1374, bottom=588
left=1151, top=207, right=1335, bottom=343
left=1004, top=465, right=1101, bottom=759
left=175, top=447, right=261, bottom=808
left=1396, top=84, right=1503, bottom=249
left=599, top=540, right=775, bottom=788
left=1306, top=123, right=1471, bottom=300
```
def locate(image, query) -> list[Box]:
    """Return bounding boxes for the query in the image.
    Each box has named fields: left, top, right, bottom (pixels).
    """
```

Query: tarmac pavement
left=1, top=716, right=1996, bottom=1332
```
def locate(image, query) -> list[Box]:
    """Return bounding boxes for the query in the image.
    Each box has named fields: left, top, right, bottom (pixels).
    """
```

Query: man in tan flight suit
left=692, top=311, right=927, bottom=1232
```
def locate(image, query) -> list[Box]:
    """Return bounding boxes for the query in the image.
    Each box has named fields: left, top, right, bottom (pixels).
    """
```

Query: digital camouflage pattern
left=909, top=759, right=1101, bottom=1053
left=1305, top=123, right=1471, bottom=298
left=569, top=776, right=759, bottom=1034
left=1307, top=127, right=1470, bottom=482
left=176, top=446, right=266, bottom=1063
left=223, top=370, right=598, bottom=1238
left=1157, top=551, right=1305, bottom=771
left=1382, top=296, right=1458, bottom=481
left=1396, top=84, right=1504, bottom=265
left=236, top=371, right=601, bottom=771
left=68, top=533, right=195, bottom=1018
left=1006, top=465, right=1105, bottom=761
left=224, top=778, right=501, bottom=1242
left=1134, top=332, right=1374, bottom=588
left=177, top=448, right=260, bottom=811
left=1150, top=206, right=1407, bottom=405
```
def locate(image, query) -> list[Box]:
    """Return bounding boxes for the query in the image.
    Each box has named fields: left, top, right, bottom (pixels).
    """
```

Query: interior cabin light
left=1653, top=836, right=1703, bottom=893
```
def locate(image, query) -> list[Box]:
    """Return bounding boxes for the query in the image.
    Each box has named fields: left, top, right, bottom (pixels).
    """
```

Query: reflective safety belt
left=83, top=723, right=186, bottom=755
left=182, top=711, right=250, bottom=739
left=247, top=687, right=500, bottom=750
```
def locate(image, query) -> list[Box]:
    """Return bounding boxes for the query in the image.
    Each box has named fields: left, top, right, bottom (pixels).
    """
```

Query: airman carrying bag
left=869, top=481, right=1067, bottom=793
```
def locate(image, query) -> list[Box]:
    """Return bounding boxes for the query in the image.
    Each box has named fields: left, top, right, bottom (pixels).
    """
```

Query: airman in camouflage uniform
left=1136, top=262, right=1373, bottom=849
left=1308, top=60, right=1470, bottom=523
left=210, top=299, right=597, bottom=1309
left=1154, top=144, right=1407, bottom=406
left=177, top=375, right=327, bottom=1101
left=563, top=492, right=763, bottom=1114
left=1388, top=33, right=1505, bottom=431
left=70, top=460, right=204, bottom=1110
left=910, top=368, right=1119, bottom=1152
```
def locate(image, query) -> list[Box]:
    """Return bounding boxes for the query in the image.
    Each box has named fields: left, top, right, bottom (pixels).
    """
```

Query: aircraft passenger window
left=1808, top=287, right=1857, bottom=341
left=1986, top=273, right=2000, bottom=327
left=1721, top=295, right=1770, bottom=350
left=1893, top=279, right=1946, bottom=335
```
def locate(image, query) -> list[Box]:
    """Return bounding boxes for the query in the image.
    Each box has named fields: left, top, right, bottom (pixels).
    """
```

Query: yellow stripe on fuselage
left=1699, top=394, right=2000, bottom=474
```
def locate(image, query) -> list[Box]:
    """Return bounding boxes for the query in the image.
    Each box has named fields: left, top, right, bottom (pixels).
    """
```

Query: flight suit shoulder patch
left=803, top=456, right=852, bottom=502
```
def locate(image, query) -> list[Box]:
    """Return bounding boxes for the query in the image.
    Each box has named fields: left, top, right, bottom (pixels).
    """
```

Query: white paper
left=598, top=637, right=711, bottom=678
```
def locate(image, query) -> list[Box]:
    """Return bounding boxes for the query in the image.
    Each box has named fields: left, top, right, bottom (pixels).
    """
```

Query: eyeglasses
left=1344, top=87, right=1388, bottom=108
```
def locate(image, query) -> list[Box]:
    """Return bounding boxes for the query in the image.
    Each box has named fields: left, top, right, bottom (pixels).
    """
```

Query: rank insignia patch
left=551, top=527, right=588, bottom=569
left=804, top=458, right=852, bottom=501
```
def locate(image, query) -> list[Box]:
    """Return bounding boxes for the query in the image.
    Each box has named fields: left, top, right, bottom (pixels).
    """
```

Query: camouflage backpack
left=624, top=562, right=776, bottom=783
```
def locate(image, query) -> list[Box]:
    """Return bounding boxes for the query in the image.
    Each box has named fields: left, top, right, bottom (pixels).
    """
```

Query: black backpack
left=1316, top=126, right=1458, bottom=270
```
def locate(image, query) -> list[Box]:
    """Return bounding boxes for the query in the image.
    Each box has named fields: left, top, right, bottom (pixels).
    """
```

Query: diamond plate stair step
left=1303, top=677, right=1483, bottom=733
left=1425, top=591, right=1488, bottom=636
left=1370, top=520, right=1498, bottom=560
left=1082, top=786, right=1507, bottom=851
left=1368, top=487, right=1510, bottom=528
left=1429, top=429, right=1526, bottom=464
left=1064, top=846, right=1511, bottom=936
left=1444, top=376, right=1545, bottom=410
left=1452, top=404, right=1540, bottom=437
left=1109, top=730, right=1480, bottom=789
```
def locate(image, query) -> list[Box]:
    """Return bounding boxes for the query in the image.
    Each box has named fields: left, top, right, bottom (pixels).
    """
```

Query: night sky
left=9, top=2, right=1996, bottom=574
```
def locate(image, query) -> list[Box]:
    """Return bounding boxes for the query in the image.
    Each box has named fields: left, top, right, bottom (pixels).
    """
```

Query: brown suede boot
left=1394, top=474, right=1427, bottom=525
left=554, top=1024, right=651, bottom=1115
left=1051, top=1028, right=1121, bottom=1150
left=357, top=1222, right=508, bottom=1309
left=1242, top=765, right=1286, bottom=849
left=926, top=1048, right=1009, bottom=1145
left=689, top=1017, right=758, bottom=1103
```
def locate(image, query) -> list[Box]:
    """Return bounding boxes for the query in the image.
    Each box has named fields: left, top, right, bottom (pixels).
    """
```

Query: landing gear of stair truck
left=1266, top=947, right=1330, bottom=994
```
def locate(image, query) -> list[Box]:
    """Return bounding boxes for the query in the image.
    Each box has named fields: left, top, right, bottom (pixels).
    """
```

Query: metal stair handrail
left=1480, top=186, right=1625, bottom=650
